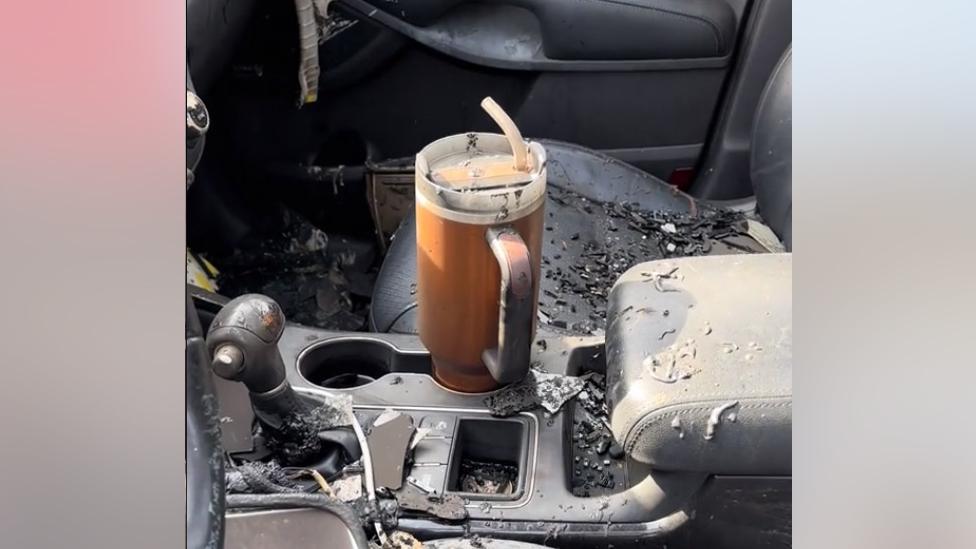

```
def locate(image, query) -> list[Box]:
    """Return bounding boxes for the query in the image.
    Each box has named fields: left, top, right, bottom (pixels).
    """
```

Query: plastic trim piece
left=397, top=508, right=690, bottom=545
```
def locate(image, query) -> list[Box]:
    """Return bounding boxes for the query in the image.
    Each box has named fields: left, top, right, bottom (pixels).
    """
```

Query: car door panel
left=217, top=0, right=749, bottom=180
left=340, top=0, right=737, bottom=66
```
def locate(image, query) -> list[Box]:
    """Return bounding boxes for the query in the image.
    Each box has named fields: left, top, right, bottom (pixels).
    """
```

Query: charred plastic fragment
left=394, top=482, right=468, bottom=521
left=366, top=410, right=417, bottom=490
left=483, top=367, right=585, bottom=417
left=570, top=372, right=627, bottom=496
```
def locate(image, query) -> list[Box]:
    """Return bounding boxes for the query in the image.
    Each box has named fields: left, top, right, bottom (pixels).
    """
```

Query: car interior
left=186, top=1, right=792, bottom=548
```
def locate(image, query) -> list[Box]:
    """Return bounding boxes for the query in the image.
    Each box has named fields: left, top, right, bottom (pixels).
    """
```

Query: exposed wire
left=306, top=468, right=335, bottom=497
left=349, top=414, right=388, bottom=546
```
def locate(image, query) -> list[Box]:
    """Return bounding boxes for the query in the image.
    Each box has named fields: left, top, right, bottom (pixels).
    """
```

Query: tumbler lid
left=416, top=134, right=546, bottom=225
left=416, top=97, right=547, bottom=225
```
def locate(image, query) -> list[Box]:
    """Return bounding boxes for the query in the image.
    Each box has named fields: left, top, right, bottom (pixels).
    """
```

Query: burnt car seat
left=369, top=46, right=791, bottom=335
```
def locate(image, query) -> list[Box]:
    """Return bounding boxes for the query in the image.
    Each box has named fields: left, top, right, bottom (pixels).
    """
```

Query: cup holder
left=298, top=337, right=432, bottom=389
left=316, top=370, right=384, bottom=389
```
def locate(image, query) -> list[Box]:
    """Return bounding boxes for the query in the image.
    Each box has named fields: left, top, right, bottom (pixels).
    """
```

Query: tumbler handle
left=482, top=227, right=533, bottom=384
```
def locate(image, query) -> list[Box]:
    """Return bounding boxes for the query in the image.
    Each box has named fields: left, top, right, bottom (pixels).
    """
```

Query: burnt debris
left=570, top=372, right=625, bottom=497
left=263, top=394, right=355, bottom=466
left=483, top=367, right=585, bottom=417
left=225, top=460, right=305, bottom=494
left=394, top=482, right=468, bottom=521
left=458, top=459, right=519, bottom=496
left=211, top=210, right=377, bottom=331
left=576, top=372, right=610, bottom=420
left=537, top=186, right=763, bottom=335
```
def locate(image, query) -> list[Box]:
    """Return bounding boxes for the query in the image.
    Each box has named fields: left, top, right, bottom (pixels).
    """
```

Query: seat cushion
left=369, top=140, right=766, bottom=335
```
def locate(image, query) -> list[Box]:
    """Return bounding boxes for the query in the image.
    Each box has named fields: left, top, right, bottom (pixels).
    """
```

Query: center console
left=285, top=329, right=702, bottom=544
left=206, top=253, right=792, bottom=548
left=210, top=323, right=702, bottom=547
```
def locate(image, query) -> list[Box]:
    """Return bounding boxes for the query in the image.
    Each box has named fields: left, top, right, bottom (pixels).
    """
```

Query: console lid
left=606, top=254, right=791, bottom=475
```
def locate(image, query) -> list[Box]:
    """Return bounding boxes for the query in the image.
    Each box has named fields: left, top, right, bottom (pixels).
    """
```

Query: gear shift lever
left=206, top=294, right=317, bottom=462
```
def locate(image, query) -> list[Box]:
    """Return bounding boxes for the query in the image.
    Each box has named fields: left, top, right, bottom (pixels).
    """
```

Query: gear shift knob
left=206, top=294, right=288, bottom=394
left=206, top=294, right=314, bottom=455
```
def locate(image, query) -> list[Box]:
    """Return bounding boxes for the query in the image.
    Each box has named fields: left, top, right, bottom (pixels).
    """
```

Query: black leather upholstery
left=606, top=254, right=792, bottom=475
left=369, top=212, right=420, bottom=333
left=751, top=46, right=792, bottom=250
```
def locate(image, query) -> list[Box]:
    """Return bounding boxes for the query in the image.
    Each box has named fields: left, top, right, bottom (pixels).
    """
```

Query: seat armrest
left=606, top=254, right=792, bottom=475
